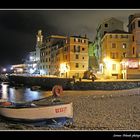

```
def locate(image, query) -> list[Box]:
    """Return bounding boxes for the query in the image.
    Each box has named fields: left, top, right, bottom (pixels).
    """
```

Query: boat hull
left=0, top=102, right=73, bottom=126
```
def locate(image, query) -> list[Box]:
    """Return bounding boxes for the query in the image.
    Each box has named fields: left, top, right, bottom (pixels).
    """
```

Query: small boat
left=0, top=101, right=73, bottom=126
left=30, top=85, right=41, bottom=91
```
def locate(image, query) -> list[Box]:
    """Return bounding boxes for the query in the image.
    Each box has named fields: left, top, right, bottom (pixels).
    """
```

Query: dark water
left=0, top=82, right=50, bottom=103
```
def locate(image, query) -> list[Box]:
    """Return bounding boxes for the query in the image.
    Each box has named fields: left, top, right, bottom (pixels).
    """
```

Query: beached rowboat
left=0, top=102, right=73, bottom=126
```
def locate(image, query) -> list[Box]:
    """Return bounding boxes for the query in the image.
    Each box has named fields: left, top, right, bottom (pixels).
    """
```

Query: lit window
left=122, top=43, right=127, bottom=48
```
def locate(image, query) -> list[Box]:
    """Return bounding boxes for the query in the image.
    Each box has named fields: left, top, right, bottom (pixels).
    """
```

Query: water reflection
left=0, top=82, right=49, bottom=102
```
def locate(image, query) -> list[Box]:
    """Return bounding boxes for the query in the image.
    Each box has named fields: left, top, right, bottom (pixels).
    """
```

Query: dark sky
left=0, top=9, right=140, bottom=67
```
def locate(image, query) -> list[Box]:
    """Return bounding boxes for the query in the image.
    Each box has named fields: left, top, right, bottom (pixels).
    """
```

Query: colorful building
left=94, top=17, right=124, bottom=66
left=39, top=34, right=89, bottom=78
left=100, top=30, right=133, bottom=79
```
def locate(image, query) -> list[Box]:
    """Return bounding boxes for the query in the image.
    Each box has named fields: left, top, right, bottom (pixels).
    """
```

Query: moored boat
left=0, top=101, right=73, bottom=126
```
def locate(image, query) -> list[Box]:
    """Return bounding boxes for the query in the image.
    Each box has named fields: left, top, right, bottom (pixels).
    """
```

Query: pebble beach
left=1, top=88, right=140, bottom=130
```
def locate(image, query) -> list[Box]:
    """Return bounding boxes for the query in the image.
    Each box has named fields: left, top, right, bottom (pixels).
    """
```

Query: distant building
left=101, top=30, right=133, bottom=79
left=94, top=17, right=124, bottom=66
left=128, top=13, right=140, bottom=57
left=11, top=64, right=26, bottom=74
left=24, top=30, right=43, bottom=74
left=120, top=13, right=140, bottom=79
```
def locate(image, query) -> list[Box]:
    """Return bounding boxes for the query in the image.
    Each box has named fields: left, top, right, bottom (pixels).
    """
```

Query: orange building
left=40, top=35, right=89, bottom=78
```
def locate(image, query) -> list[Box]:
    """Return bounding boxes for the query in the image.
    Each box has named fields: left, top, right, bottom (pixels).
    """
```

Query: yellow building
left=101, top=30, right=133, bottom=79
left=65, top=36, right=89, bottom=78
left=40, top=35, right=89, bottom=78
left=40, top=35, right=66, bottom=75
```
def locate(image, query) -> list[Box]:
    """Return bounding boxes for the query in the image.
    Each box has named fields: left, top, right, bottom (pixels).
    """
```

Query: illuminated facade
left=128, top=13, right=140, bottom=57
left=120, top=13, right=140, bottom=79
left=95, top=14, right=140, bottom=79
left=40, top=35, right=88, bottom=78
left=94, top=17, right=124, bottom=66
left=101, top=30, right=133, bottom=79
left=40, top=35, right=66, bottom=75
left=11, top=64, right=26, bottom=74
left=66, top=36, right=88, bottom=78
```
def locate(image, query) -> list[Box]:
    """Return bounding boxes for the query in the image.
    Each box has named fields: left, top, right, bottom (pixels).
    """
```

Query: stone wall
left=8, top=75, right=74, bottom=90
left=8, top=75, right=140, bottom=90
left=73, top=81, right=140, bottom=90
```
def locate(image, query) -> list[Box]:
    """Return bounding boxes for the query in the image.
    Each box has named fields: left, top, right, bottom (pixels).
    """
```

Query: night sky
left=0, top=9, right=140, bottom=68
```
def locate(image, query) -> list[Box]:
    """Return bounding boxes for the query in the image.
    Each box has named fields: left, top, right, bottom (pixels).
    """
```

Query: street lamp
left=3, top=68, right=7, bottom=72
left=59, top=63, right=70, bottom=78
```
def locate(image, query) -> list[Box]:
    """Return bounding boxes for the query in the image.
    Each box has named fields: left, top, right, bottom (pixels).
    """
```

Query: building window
left=111, top=52, right=118, bottom=59
left=112, top=43, right=116, bottom=48
left=76, top=54, right=79, bottom=59
left=133, top=47, right=135, bottom=55
left=121, top=35, right=128, bottom=38
left=84, top=40, right=86, bottom=43
left=138, top=20, right=140, bottom=27
left=133, top=36, right=134, bottom=41
left=74, top=38, right=76, bottom=42
left=82, top=57, right=84, bottom=59
left=78, top=39, right=80, bottom=42
left=83, top=65, right=84, bottom=68
left=74, top=46, right=80, bottom=52
left=112, top=64, right=116, bottom=71
left=122, top=43, right=127, bottom=48
left=82, top=48, right=85, bottom=51
left=123, top=52, right=126, bottom=58
left=75, top=63, right=79, bottom=68
left=105, top=23, right=108, bottom=27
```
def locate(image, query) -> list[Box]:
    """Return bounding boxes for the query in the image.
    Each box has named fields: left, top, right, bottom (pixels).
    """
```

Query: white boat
left=0, top=102, right=73, bottom=126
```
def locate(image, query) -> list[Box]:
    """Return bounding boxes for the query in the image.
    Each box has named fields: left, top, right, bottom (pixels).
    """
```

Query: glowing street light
left=59, top=63, right=70, bottom=78
left=3, top=68, right=7, bottom=72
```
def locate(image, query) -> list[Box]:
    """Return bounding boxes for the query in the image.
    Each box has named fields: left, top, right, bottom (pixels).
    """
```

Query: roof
left=97, top=17, right=123, bottom=31
left=107, top=29, right=130, bottom=34
left=70, top=35, right=88, bottom=39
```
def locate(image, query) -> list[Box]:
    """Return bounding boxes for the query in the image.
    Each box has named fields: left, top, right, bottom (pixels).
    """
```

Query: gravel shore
left=1, top=88, right=140, bottom=130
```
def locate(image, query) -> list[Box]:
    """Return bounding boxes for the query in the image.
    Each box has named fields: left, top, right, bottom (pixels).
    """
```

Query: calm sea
left=0, top=82, right=50, bottom=103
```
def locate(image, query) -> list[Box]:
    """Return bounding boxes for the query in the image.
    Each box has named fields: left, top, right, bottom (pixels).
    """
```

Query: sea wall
left=73, top=81, right=140, bottom=90
left=8, top=75, right=74, bottom=90
left=8, top=75, right=140, bottom=90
